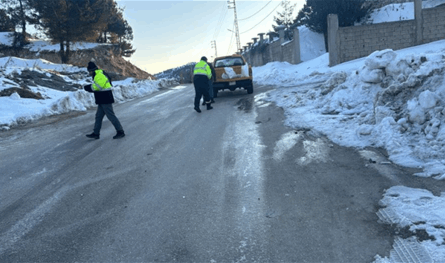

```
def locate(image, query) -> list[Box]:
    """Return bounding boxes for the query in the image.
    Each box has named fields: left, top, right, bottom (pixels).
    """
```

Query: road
left=1, top=83, right=444, bottom=262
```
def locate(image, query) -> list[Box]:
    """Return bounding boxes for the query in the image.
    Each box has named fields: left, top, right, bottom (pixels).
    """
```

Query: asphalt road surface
left=1, top=83, right=444, bottom=262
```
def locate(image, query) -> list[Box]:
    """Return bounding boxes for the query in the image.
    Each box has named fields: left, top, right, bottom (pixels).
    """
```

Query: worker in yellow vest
left=83, top=61, right=125, bottom=139
left=193, top=56, right=213, bottom=113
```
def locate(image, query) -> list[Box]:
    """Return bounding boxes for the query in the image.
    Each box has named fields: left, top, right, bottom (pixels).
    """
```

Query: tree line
left=272, top=0, right=372, bottom=50
left=0, top=0, right=134, bottom=63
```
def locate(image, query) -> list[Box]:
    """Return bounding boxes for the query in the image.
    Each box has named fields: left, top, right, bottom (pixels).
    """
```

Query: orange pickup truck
left=211, top=54, right=253, bottom=97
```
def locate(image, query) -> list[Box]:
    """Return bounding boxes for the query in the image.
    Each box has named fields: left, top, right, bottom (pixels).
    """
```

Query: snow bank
left=0, top=57, right=178, bottom=130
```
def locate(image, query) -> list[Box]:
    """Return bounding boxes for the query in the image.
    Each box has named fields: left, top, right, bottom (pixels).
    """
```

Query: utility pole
left=211, top=40, right=217, bottom=58
left=227, top=0, right=241, bottom=52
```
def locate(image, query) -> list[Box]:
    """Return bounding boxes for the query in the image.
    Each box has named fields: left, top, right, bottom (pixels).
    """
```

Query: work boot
left=194, top=107, right=201, bottom=113
left=86, top=132, right=100, bottom=139
left=113, top=130, right=125, bottom=139
left=202, top=101, right=206, bottom=106
left=211, top=99, right=215, bottom=103
left=206, top=103, right=213, bottom=110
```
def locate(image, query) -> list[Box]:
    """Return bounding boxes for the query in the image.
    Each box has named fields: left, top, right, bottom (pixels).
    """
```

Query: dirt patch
left=236, top=97, right=253, bottom=113
left=8, top=69, right=81, bottom=92
left=0, top=87, right=44, bottom=99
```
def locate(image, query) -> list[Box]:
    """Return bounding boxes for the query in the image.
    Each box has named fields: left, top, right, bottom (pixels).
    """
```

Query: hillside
left=155, top=62, right=195, bottom=84
left=0, top=33, right=155, bottom=80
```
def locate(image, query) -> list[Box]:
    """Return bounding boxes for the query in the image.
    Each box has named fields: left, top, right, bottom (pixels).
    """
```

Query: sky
left=115, top=0, right=305, bottom=74
left=1, top=1, right=445, bottom=261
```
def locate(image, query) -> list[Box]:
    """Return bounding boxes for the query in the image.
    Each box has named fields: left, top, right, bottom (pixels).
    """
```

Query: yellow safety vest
left=193, top=60, right=212, bottom=79
left=92, top=69, right=112, bottom=91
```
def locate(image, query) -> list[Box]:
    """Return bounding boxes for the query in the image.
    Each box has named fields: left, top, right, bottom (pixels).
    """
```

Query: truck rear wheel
left=247, top=84, right=253, bottom=94
left=213, top=88, right=218, bottom=98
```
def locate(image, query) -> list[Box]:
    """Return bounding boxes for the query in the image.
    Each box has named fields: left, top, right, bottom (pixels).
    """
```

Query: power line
left=196, top=2, right=229, bottom=59
left=193, top=1, right=227, bottom=60
left=227, top=24, right=235, bottom=55
left=240, top=2, right=281, bottom=34
left=238, top=0, right=272, bottom=21
left=212, top=3, right=229, bottom=41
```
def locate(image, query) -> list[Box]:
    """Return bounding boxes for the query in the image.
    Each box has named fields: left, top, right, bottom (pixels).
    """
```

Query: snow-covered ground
left=252, top=1, right=445, bottom=261
left=1, top=1, right=445, bottom=261
left=363, top=0, right=445, bottom=24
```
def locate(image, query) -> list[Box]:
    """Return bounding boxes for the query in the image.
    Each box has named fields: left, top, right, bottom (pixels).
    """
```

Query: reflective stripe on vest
left=93, top=80, right=111, bottom=91
left=194, top=60, right=212, bottom=79
left=92, top=70, right=112, bottom=91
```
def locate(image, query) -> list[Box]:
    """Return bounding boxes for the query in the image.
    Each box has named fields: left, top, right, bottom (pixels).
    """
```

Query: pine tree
left=294, top=0, right=370, bottom=50
left=28, top=0, right=108, bottom=63
left=1, top=0, right=33, bottom=45
left=0, top=9, right=15, bottom=31
left=90, top=0, right=135, bottom=57
left=272, top=0, right=297, bottom=40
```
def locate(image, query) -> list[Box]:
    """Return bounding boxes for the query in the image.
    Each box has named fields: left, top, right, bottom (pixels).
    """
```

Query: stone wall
left=242, top=26, right=301, bottom=67
left=329, top=0, right=445, bottom=66
left=422, top=3, right=445, bottom=43
left=281, top=41, right=295, bottom=64
left=338, top=20, right=416, bottom=63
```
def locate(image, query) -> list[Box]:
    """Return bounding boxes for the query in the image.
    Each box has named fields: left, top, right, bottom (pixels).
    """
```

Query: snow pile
left=298, top=25, right=326, bottom=62
left=375, top=186, right=445, bottom=262
left=254, top=38, right=445, bottom=263
left=252, top=1, right=445, bottom=258
left=255, top=41, right=445, bottom=179
left=0, top=56, right=84, bottom=73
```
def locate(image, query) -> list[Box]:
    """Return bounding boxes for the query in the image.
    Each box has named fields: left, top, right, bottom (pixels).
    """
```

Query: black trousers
left=193, top=75, right=210, bottom=108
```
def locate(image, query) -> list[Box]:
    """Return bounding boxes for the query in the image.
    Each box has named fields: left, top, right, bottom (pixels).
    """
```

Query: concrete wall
left=338, top=20, right=416, bottom=62
left=243, top=0, right=445, bottom=68
left=423, top=4, right=445, bottom=43
left=269, top=41, right=282, bottom=63
left=329, top=0, right=445, bottom=66
left=242, top=26, right=301, bottom=67
left=281, top=41, right=295, bottom=64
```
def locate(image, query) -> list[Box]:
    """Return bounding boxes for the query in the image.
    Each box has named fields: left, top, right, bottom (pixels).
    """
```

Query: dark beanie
left=201, top=56, right=207, bottom=62
left=87, top=61, right=98, bottom=71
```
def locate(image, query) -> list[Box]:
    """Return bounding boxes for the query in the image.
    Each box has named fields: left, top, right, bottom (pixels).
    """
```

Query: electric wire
left=227, top=23, right=235, bottom=55
left=213, top=5, right=229, bottom=40
left=193, top=1, right=227, bottom=60
left=240, top=2, right=281, bottom=34
left=238, top=0, right=272, bottom=21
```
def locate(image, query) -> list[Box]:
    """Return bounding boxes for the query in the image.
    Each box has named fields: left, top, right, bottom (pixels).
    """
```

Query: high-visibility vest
left=92, top=69, right=112, bottom=91
left=193, top=60, right=212, bottom=79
